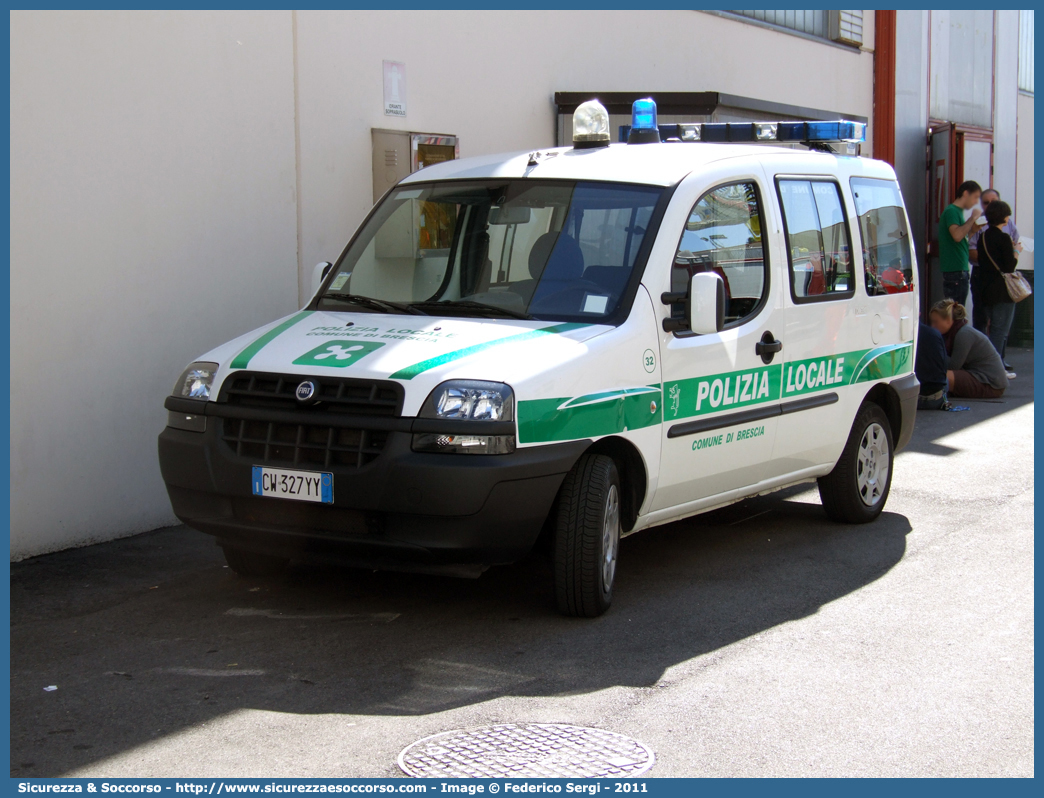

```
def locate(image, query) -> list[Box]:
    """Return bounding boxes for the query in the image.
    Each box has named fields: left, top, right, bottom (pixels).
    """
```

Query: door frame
left=924, top=120, right=993, bottom=306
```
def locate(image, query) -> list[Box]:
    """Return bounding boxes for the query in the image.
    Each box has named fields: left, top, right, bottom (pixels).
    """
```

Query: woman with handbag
left=978, top=200, right=1028, bottom=377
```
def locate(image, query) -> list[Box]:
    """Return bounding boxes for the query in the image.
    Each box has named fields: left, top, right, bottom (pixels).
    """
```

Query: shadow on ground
left=12, top=492, right=910, bottom=775
left=10, top=349, right=1032, bottom=776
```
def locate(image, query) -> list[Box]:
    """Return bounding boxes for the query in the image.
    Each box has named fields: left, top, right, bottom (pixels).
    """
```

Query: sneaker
left=1006, top=371, right=1017, bottom=380
left=1003, top=361, right=1014, bottom=370
left=917, top=390, right=946, bottom=410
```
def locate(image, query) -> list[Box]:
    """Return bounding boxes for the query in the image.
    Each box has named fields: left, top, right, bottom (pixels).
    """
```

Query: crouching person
left=928, top=299, right=1009, bottom=399
left=915, top=322, right=949, bottom=409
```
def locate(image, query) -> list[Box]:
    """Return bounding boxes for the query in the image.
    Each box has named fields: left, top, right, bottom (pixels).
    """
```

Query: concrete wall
left=10, top=11, right=299, bottom=558
left=1015, top=92, right=1034, bottom=270
left=893, top=10, right=931, bottom=276
left=992, top=11, right=1021, bottom=209
left=10, top=10, right=875, bottom=558
left=929, top=10, right=996, bottom=128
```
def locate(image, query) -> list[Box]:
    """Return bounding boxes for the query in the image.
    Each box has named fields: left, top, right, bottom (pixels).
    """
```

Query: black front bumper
left=158, top=406, right=588, bottom=568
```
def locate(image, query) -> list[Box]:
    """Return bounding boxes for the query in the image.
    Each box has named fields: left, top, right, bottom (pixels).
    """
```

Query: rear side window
left=776, top=179, right=854, bottom=302
left=850, top=177, right=916, bottom=295
left=671, top=182, right=768, bottom=328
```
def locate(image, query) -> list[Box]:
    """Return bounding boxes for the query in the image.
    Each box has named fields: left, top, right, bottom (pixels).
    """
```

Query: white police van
left=159, top=99, right=919, bottom=616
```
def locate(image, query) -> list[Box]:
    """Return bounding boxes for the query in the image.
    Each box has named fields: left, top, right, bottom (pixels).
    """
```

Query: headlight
left=413, top=380, right=515, bottom=455
left=432, top=382, right=512, bottom=421
left=174, top=362, right=218, bottom=401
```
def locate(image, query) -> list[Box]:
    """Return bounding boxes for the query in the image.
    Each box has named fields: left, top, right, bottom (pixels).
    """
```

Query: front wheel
left=552, top=454, right=621, bottom=617
left=818, top=401, right=894, bottom=523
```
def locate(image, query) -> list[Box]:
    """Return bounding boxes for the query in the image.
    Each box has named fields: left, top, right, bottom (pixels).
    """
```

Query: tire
left=553, top=454, right=621, bottom=617
left=818, top=401, right=894, bottom=524
left=222, top=546, right=289, bottom=577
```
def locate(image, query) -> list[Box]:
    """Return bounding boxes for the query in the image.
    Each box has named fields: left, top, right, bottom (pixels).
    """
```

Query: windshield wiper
left=408, top=299, right=533, bottom=320
left=320, top=293, right=426, bottom=315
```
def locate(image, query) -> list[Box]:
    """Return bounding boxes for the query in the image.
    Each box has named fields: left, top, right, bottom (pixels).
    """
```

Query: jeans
left=942, top=270, right=970, bottom=306
left=915, top=322, right=948, bottom=394
left=970, top=267, right=987, bottom=331
left=985, top=302, right=1016, bottom=362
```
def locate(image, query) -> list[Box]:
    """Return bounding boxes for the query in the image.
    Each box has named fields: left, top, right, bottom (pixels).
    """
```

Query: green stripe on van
left=517, top=385, right=663, bottom=444
left=388, top=322, right=590, bottom=381
left=230, top=311, right=313, bottom=370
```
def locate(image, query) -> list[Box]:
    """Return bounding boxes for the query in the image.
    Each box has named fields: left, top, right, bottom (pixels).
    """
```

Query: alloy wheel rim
left=602, top=484, right=620, bottom=591
left=856, top=422, right=889, bottom=507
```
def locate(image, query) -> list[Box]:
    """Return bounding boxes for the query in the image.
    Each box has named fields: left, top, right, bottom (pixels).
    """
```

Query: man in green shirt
left=938, top=180, right=985, bottom=305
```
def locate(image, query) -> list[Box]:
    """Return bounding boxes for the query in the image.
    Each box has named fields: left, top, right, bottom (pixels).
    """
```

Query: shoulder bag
left=981, top=232, right=1032, bottom=303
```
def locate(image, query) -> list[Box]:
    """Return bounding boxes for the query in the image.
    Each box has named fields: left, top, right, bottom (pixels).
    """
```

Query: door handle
left=756, top=332, right=782, bottom=363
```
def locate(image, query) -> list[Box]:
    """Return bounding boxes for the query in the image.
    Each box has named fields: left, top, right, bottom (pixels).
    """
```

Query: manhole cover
left=398, top=723, right=655, bottom=779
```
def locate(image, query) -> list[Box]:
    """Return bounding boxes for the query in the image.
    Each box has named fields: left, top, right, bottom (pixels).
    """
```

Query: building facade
left=875, top=9, right=1034, bottom=310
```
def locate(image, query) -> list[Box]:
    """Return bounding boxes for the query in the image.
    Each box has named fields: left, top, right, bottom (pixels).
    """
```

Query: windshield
left=317, top=180, right=665, bottom=321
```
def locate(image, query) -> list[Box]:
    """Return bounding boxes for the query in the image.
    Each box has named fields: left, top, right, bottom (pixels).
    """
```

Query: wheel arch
left=582, top=436, right=649, bottom=532
left=859, top=383, right=902, bottom=448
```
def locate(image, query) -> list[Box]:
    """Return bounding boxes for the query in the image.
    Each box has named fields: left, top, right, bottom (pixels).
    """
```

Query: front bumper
left=157, top=406, right=588, bottom=568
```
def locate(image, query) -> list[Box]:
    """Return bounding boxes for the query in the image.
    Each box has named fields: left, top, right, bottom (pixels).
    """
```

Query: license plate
left=251, top=466, right=333, bottom=504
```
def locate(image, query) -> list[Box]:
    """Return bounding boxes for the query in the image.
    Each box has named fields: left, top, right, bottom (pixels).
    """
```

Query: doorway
left=925, top=122, right=993, bottom=308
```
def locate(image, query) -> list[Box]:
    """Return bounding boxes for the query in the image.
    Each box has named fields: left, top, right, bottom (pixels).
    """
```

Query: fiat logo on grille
left=295, top=380, right=317, bottom=402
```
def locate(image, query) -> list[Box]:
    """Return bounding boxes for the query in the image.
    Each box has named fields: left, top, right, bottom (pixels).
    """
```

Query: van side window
left=776, top=179, right=854, bottom=301
left=672, top=182, right=768, bottom=328
left=850, top=177, right=916, bottom=295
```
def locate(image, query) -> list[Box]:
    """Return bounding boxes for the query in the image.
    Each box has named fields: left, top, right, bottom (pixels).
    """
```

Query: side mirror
left=311, top=261, right=333, bottom=296
left=689, top=272, right=725, bottom=334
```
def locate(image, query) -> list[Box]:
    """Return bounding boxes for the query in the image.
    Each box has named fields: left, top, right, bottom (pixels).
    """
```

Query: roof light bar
left=777, top=120, right=866, bottom=142
left=620, top=118, right=866, bottom=146
left=755, top=123, right=778, bottom=141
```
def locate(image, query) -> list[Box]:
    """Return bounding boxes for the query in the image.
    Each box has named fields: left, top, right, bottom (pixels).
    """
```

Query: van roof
left=400, top=142, right=896, bottom=188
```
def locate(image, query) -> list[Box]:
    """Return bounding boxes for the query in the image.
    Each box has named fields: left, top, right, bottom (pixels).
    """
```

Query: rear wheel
left=222, top=546, right=289, bottom=577
left=553, top=454, right=621, bottom=617
left=818, top=401, right=894, bottom=523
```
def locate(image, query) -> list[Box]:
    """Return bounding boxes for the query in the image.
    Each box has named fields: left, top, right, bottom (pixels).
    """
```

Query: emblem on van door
left=295, top=381, right=317, bottom=402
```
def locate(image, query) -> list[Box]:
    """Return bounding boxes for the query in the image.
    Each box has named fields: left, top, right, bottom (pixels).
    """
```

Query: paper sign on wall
left=383, top=61, right=406, bottom=117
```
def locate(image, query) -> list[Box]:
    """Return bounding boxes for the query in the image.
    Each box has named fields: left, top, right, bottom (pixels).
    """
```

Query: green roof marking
left=388, top=322, right=590, bottom=381
left=230, top=311, right=313, bottom=370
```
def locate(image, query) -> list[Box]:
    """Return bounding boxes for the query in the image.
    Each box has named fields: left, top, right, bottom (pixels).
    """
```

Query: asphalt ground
left=11, top=348, right=1034, bottom=778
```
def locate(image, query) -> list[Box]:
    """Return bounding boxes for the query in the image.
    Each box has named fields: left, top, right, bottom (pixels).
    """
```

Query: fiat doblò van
left=158, top=100, right=919, bottom=617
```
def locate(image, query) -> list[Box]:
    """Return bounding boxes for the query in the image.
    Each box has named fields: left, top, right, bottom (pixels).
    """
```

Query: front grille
left=222, top=372, right=403, bottom=416
left=221, top=418, right=390, bottom=469
left=218, top=372, right=403, bottom=470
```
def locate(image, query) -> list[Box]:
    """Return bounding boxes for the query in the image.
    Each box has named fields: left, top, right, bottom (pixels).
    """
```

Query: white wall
left=893, top=10, right=930, bottom=269
left=992, top=11, right=1020, bottom=208
left=293, top=9, right=875, bottom=303
left=10, top=11, right=299, bottom=558
left=10, top=10, right=874, bottom=558
left=1015, top=92, right=1034, bottom=269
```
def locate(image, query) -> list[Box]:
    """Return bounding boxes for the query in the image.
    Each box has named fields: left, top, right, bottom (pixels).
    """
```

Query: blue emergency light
left=627, top=98, right=661, bottom=144
left=777, top=120, right=866, bottom=142
left=614, top=97, right=866, bottom=151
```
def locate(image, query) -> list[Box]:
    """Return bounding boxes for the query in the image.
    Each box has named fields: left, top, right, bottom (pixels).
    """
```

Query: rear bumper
left=890, top=372, right=919, bottom=453
left=158, top=421, right=588, bottom=567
